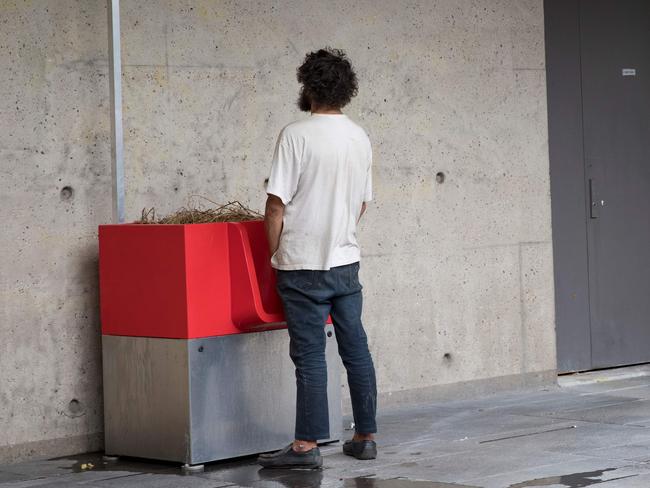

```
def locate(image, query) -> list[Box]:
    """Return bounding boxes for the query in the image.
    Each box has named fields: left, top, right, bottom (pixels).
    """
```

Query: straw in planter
left=138, top=197, right=264, bottom=224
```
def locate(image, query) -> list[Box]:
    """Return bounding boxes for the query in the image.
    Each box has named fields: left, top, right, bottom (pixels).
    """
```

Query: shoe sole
left=343, top=450, right=376, bottom=460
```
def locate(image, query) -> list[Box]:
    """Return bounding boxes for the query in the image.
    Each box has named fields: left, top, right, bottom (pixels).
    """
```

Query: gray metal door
left=580, top=0, right=650, bottom=369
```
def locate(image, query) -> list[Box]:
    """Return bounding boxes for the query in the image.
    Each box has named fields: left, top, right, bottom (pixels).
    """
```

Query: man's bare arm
left=357, top=202, right=367, bottom=223
left=265, top=195, right=285, bottom=256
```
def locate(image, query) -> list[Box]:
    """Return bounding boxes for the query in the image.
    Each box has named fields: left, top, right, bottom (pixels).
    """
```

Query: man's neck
left=311, top=104, right=342, bottom=115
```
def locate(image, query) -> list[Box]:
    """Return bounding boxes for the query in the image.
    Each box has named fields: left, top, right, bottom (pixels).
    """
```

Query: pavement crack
left=478, top=425, right=577, bottom=444
left=519, top=412, right=649, bottom=428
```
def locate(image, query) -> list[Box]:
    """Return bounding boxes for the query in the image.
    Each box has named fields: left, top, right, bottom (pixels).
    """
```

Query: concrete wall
left=0, top=0, right=555, bottom=463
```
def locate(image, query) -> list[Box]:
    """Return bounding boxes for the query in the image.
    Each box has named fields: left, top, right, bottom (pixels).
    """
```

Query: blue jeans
left=276, top=261, right=377, bottom=440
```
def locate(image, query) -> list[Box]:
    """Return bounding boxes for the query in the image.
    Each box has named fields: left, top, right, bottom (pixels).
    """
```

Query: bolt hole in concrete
left=443, top=353, right=452, bottom=361
left=60, top=185, right=73, bottom=201
left=65, top=399, right=85, bottom=418
left=435, top=172, right=445, bottom=183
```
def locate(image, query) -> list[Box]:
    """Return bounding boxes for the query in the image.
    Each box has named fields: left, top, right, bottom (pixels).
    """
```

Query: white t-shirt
left=266, top=113, right=372, bottom=271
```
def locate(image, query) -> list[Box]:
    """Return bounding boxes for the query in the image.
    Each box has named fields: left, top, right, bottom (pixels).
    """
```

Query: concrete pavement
left=1, top=368, right=650, bottom=487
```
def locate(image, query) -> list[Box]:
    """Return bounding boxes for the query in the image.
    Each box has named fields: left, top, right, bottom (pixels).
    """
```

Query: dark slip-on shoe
left=257, top=443, right=323, bottom=469
left=342, top=439, right=377, bottom=460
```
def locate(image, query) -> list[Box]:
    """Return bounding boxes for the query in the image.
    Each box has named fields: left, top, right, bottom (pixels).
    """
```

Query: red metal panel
left=184, top=223, right=235, bottom=337
left=99, top=224, right=190, bottom=338
left=239, top=221, right=284, bottom=318
left=229, top=220, right=331, bottom=329
left=229, top=222, right=285, bottom=330
left=99, top=220, right=294, bottom=339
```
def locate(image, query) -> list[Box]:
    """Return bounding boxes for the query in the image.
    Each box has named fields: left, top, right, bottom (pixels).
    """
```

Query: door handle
left=589, top=178, right=599, bottom=219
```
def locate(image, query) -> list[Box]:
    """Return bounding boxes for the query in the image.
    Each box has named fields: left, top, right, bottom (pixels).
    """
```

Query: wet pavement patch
left=344, top=477, right=480, bottom=488
left=29, top=452, right=640, bottom=488
left=216, top=468, right=481, bottom=488
left=507, top=468, right=638, bottom=487
left=205, top=466, right=481, bottom=488
left=57, top=453, right=179, bottom=475
left=256, top=467, right=325, bottom=487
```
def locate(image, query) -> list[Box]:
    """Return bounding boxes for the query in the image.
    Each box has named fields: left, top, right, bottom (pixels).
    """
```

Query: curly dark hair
left=296, top=48, right=358, bottom=110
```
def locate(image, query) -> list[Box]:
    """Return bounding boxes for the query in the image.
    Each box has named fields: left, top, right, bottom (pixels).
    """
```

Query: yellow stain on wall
left=197, top=3, right=221, bottom=21
left=151, top=67, right=167, bottom=88
left=0, top=0, right=34, bottom=13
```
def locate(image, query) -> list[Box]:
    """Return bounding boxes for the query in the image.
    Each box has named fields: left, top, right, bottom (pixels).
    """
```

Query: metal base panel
left=102, top=326, right=342, bottom=465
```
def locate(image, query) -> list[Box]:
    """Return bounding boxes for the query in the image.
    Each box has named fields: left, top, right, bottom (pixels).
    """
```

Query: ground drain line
left=577, top=385, right=650, bottom=396
left=478, top=425, right=577, bottom=444
left=531, top=414, right=647, bottom=429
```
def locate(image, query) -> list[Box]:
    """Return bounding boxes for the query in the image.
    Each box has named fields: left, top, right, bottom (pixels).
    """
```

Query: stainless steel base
left=102, top=326, right=342, bottom=465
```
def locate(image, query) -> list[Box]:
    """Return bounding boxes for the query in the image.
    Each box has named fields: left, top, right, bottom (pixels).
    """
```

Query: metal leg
left=102, top=455, right=119, bottom=462
left=182, top=463, right=204, bottom=473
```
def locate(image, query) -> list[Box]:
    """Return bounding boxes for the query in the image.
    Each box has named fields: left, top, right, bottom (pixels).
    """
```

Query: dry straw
left=138, top=196, right=264, bottom=224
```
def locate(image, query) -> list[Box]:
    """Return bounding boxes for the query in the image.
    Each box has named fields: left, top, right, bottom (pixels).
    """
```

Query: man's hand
left=265, top=194, right=285, bottom=257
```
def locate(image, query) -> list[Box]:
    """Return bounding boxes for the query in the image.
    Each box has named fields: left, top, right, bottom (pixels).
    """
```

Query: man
left=258, top=48, right=377, bottom=469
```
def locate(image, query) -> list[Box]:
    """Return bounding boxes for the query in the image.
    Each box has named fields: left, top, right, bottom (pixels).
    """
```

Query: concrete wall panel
left=0, top=0, right=554, bottom=462
left=0, top=0, right=110, bottom=462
